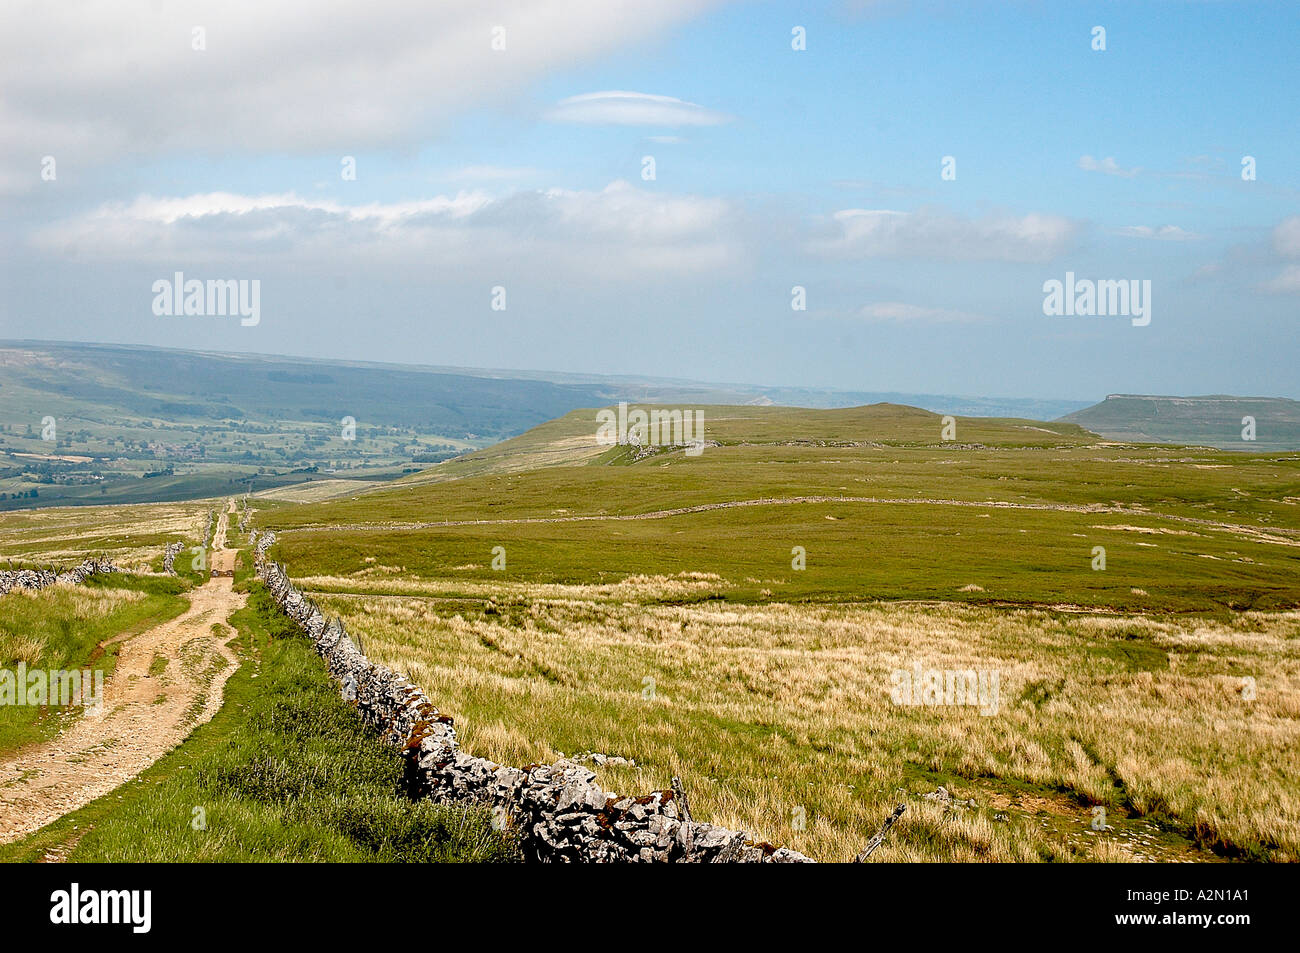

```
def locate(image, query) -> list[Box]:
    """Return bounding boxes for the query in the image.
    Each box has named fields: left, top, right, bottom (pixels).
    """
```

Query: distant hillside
left=416, top=366, right=1092, bottom=420
left=1062, top=395, right=1300, bottom=451
left=0, top=341, right=613, bottom=509
left=264, top=399, right=1300, bottom=619
left=0, top=340, right=1105, bottom=509
left=0, top=338, right=1115, bottom=510
left=391, top=402, right=1098, bottom=490
left=0, top=341, right=609, bottom=438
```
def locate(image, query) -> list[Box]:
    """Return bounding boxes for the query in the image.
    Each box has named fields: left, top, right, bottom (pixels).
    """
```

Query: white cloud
left=439, top=165, right=543, bottom=183
left=1263, top=264, right=1300, bottom=294
left=853, top=302, right=988, bottom=323
left=30, top=180, right=744, bottom=278
left=1263, top=216, right=1300, bottom=293
left=1273, top=216, right=1300, bottom=258
left=0, top=1, right=718, bottom=192
left=546, top=91, right=731, bottom=126
left=1117, top=225, right=1202, bottom=241
left=1078, top=155, right=1140, bottom=178
left=814, top=207, right=1077, bottom=262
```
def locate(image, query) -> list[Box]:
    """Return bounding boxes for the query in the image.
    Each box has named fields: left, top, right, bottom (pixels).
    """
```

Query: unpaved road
left=0, top=500, right=245, bottom=844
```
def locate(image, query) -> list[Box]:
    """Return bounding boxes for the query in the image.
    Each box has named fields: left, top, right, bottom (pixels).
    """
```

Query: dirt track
left=0, top=500, right=245, bottom=845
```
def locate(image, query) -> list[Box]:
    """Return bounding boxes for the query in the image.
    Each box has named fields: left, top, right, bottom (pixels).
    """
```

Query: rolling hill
left=248, top=400, right=1300, bottom=861
left=0, top=341, right=1096, bottom=510
left=261, top=402, right=1300, bottom=614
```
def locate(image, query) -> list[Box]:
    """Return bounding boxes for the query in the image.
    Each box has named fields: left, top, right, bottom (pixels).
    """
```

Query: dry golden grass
left=0, top=586, right=146, bottom=665
left=298, top=571, right=733, bottom=602
left=0, top=500, right=212, bottom=570
left=307, top=582, right=1300, bottom=863
left=252, top=480, right=383, bottom=503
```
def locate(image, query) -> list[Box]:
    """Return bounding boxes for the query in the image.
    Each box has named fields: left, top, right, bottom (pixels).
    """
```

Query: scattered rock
left=921, top=786, right=977, bottom=809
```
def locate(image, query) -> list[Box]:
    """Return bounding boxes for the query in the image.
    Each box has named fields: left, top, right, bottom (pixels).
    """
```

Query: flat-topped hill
left=1063, top=394, right=1300, bottom=451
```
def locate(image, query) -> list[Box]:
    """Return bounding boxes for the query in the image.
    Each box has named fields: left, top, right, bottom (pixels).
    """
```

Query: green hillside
left=262, top=403, right=1300, bottom=614
left=390, top=401, right=1095, bottom=485
left=0, top=341, right=614, bottom=510
left=1063, top=394, right=1300, bottom=451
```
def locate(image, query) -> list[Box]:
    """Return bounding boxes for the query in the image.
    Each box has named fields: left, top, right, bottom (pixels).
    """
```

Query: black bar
left=3, top=862, right=1287, bottom=939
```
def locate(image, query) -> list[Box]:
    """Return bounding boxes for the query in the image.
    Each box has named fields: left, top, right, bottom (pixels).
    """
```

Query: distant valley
left=0, top=341, right=1295, bottom=511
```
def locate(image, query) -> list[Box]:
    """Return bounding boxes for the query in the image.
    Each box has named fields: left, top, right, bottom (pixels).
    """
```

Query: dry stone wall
left=253, top=535, right=813, bottom=863
left=253, top=530, right=273, bottom=562
left=201, top=509, right=216, bottom=550
left=0, top=557, right=115, bottom=596
left=163, top=542, right=184, bottom=575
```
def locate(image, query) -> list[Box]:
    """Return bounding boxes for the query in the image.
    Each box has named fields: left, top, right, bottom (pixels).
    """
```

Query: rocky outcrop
left=0, top=557, right=115, bottom=596
left=254, top=548, right=813, bottom=863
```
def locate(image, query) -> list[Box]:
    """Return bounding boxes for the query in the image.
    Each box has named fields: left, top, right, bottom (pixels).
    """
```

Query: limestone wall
left=0, top=557, right=115, bottom=596
left=162, top=542, right=184, bottom=575
left=253, top=534, right=812, bottom=863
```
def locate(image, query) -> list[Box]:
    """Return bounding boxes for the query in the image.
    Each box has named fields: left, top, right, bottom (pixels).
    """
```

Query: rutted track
left=0, top=501, right=245, bottom=845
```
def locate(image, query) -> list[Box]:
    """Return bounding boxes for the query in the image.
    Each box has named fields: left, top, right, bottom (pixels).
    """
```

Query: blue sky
left=1, top=0, right=1296, bottom=401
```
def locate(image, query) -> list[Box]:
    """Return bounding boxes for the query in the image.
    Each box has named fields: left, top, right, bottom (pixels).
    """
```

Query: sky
left=0, top=0, right=1297, bottom=401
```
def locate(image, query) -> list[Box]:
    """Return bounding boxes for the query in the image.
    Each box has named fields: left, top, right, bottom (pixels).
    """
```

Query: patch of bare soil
left=978, top=784, right=1215, bottom=863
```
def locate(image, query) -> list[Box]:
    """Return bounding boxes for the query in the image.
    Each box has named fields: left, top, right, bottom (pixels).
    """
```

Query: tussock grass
left=313, top=590, right=1300, bottom=862
left=0, top=499, right=213, bottom=572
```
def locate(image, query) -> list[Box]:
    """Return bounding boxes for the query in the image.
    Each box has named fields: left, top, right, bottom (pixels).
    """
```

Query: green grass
left=0, top=582, right=517, bottom=863
left=274, top=505, right=1300, bottom=614
left=262, top=406, right=1300, bottom=615
left=0, top=573, right=188, bottom=755
left=4, top=402, right=1296, bottom=864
